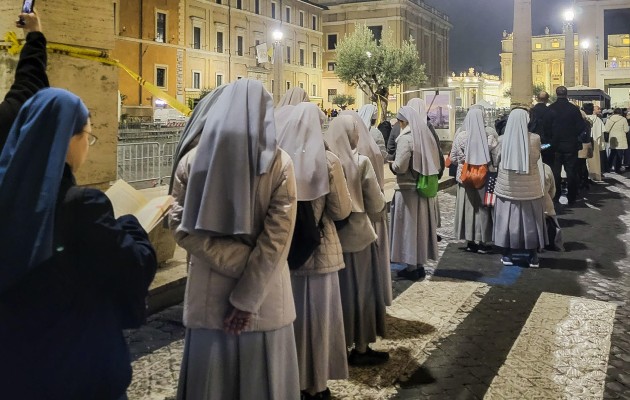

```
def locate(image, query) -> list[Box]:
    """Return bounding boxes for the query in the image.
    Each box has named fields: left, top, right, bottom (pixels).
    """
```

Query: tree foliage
left=332, top=94, right=356, bottom=109
left=334, top=24, right=426, bottom=119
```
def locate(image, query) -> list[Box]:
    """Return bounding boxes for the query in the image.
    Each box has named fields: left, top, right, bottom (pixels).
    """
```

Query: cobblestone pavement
left=126, top=174, right=630, bottom=400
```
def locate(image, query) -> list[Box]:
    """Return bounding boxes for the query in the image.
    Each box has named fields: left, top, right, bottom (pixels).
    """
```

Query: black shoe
left=501, top=256, right=513, bottom=266
left=397, top=267, right=426, bottom=281
left=301, top=388, right=331, bottom=400
left=466, top=241, right=479, bottom=253
left=477, top=244, right=494, bottom=254
left=348, top=347, right=390, bottom=366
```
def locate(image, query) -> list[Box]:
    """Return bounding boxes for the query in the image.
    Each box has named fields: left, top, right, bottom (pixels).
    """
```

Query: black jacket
left=387, top=122, right=401, bottom=157
left=546, top=98, right=586, bottom=153
left=530, top=102, right=552, bottom=144
left=387, top=121, right=445, bottom=178
left=0, top=32, right=49, bottom=150
left=0, top=165, right=157, bottom=400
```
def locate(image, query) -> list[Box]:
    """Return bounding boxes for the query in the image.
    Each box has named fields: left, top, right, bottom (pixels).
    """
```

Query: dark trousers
left=552, top=151, right=578, bottom=203
left=541, top=149, right=555, bottom=167
left=577, top=158, right=589, bottom=189
left=601, top=150, right=609, bottom=173
left=608, top=149, right=624, bottom=172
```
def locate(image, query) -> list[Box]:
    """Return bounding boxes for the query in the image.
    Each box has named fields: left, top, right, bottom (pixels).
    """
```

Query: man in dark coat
left=546, top=86, right=587, bottom=205
left=386, top=120, right=401, bottom=160
left=530, top=91, right=554, bottom=166
left=0, top=11, right=49, bottom=151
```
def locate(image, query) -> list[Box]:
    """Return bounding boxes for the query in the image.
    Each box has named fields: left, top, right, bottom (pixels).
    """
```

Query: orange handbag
left=460, top=162, right=488, bottom=189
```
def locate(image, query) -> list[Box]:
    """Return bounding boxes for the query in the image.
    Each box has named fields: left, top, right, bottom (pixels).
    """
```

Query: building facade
left=315, top=0, right=451, bottom=110
left=112, top=0, right=450, bottom=113
left=112, top=0, right=186, bottom=114
left=112, top=0, right=325, bottom=111
left=500, top=30, right=582, bottom=96
left=184, top=0, right=325, bottom=107
left=501, top=1, right=630, bottom=107
left=501, top=31, right=630, bottom=107
left=576, top=0, right=630, bottom=107
left=448, top=68, right=505, bottom=109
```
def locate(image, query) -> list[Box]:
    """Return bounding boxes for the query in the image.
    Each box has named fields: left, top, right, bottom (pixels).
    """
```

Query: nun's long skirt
left=389, top=189, right=439, bottom=266
left=338, top=243, right=387, bottom=348
left=454, top=184, right=493, bottom=243
left=374, top=213, right=393, bottom=306
left=291, top=273, right=349, bottom=393
left=493, top=196, right=547, bottom=250
left=176, top=326, right=299, bottom=400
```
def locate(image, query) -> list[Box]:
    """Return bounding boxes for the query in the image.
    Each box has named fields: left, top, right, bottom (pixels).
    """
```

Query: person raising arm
left=0, top=11, right=49, bottom=150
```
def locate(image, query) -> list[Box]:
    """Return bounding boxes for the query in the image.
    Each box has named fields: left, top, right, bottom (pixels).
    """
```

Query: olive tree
left=332, top=94, right=356, bottom=110
left=335, top=24, right=426, bottom=121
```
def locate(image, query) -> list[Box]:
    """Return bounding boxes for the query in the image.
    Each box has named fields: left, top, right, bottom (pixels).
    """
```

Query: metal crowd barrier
left=117, top=141, right=180, bottom=187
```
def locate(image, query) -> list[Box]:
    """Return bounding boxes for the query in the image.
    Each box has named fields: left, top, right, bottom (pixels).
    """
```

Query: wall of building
left=501, top=32, right=581, bottom=95
left=448, top=69, right=505, bottom=108
left=576, top=0, right=630, bottom=90
left=318, top=0, right=451, bottom=111
left=496, top=0, right=630, bottom=102
left=113, top=0, right=186, bottom=109
left=0, top=0, right=118, bottom=188
left=182, top=0, right=324, bottom=105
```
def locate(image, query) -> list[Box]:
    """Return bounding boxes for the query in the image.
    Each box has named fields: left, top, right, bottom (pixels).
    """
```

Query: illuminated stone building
left=314, top=0, right=451, bottom=111
left=447, top=68, right=505, bottom=108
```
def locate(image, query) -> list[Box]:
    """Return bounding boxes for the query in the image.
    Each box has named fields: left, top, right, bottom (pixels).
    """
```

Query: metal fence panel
left=160, top=141, right=179, bottom=185
left=117, top=142, right=162, bottom=187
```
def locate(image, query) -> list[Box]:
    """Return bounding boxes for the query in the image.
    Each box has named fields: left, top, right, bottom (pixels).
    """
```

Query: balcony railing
left=604, top=59, right=630, bottom=69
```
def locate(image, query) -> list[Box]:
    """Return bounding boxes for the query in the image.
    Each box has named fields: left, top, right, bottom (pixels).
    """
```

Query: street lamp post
left=563, top=8, right=576, bottom=88
left=581, top=40, right=590, bottom=87
left=272, top=29, right=284, bottom=105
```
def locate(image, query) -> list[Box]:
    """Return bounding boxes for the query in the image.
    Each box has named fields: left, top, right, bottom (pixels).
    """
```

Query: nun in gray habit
left=325, top=115, right=388, bottom=367
left=169, top=79, right=300, bottom=400
left=342, top=109, right=392, bottom=306
left=276, top=103, right=352, bottom=399
left=389, top=106, right=441, bottom=281
left=358, top=104, right=387, bottom=158
left=450, top=108, right=494, bottom=253
left=493, top=108, right=547, bottom=268
left=278, top=86, right=310, bottom=107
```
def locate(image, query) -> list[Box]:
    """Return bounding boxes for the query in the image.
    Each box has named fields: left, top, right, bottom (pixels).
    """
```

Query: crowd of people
left=1, top=10, right=629, bottom=400
left=168, top=84, right=445, bottom=399
left=0, top=12, right=157, bottom=400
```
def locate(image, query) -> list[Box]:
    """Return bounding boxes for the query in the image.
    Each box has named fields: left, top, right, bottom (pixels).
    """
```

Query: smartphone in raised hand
left=19, top=0, right=35, bottom=25
left=22, top=0, right=35, bottom=13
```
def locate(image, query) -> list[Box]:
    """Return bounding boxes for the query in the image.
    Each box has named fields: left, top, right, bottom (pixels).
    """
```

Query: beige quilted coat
left=291, top=151, right=353, bottom=276
left=169, top=148, right=298, bottom=332
left=494, top=133, right=544, bottom=201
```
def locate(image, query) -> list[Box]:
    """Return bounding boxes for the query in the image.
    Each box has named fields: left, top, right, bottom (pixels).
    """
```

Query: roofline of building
left=319, top=0, right=449, bottom=23
left=298, top=0, right=329, bottom=11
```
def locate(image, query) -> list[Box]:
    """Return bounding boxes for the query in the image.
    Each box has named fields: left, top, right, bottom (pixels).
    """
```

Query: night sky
left=423, top=0, right=630, bottom=75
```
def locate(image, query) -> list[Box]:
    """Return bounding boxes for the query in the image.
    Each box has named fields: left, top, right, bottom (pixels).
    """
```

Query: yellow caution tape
left=1, top=32, right=192, bottom=116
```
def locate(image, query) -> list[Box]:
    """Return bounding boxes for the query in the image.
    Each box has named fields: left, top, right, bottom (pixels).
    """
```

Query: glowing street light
left=272, top=30, right=283, bottom=42
left=581, top=40, right=590, bottom=50
left=563, top=8, right=575, bottom=22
